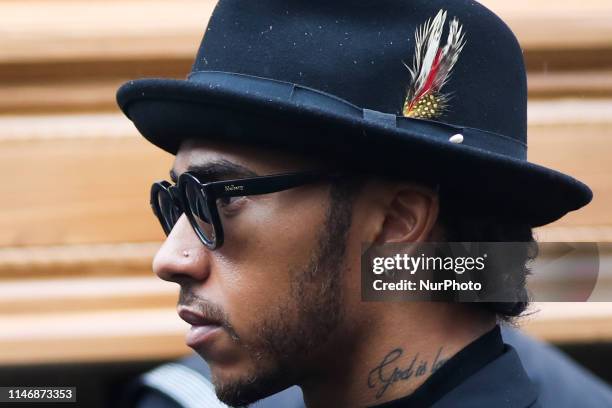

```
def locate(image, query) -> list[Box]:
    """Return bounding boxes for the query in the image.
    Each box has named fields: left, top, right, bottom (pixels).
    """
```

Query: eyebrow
left=169, top=159, right=258, bottom=183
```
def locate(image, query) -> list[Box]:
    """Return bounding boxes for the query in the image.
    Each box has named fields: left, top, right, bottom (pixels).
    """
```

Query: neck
left=299, top=303, right=495, bottom=408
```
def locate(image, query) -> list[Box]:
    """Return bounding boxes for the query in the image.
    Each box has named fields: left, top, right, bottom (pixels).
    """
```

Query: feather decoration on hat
left=403, top=9, right=466, bottom=119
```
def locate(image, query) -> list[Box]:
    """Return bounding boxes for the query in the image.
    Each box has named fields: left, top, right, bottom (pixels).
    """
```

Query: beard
left=208, top=185, right=356, bottom=407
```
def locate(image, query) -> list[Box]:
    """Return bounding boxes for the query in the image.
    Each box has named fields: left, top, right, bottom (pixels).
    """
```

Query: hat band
left=188, top=71, right=527, bottom=160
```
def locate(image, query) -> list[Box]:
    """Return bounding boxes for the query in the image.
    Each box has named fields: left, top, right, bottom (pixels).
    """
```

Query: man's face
left=152, top=140, right=363, bottom=406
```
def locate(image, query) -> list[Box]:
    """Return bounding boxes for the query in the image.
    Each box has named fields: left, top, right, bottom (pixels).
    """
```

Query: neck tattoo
left=367, top=346, right=448, bottom=400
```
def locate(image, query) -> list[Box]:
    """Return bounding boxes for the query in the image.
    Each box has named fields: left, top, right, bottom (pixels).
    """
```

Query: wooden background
left=0, top=0, right=611, bottom=367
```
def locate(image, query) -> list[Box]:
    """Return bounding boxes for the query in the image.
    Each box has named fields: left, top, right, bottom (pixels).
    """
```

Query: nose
left=152, top=214, right=212, bottom=284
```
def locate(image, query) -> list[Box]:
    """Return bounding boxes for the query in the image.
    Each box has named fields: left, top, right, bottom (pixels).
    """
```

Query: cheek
left=342, top=229, right=365, bottom=307
left=210, top=192, right=328, bottom=331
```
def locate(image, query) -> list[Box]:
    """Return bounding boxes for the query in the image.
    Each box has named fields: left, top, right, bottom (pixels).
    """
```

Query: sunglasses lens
left=184, top=179, right=216, bottom=243
left=155, top=188, right=181, bottom=235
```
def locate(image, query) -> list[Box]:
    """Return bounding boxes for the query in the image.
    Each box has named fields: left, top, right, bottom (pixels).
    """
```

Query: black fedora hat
left=117, top=0, right=592, bottom=227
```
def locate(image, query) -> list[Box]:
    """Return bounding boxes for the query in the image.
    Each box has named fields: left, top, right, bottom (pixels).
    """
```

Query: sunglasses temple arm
left=211, top=173, right=329, bottom=197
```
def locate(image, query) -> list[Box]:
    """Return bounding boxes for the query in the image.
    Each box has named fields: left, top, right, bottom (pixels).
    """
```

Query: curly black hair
left=437, top=198, right=538, bottom=322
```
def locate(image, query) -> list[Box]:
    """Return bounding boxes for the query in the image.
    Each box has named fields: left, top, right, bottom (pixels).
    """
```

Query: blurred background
left=0, top=0, right=611, bottom=406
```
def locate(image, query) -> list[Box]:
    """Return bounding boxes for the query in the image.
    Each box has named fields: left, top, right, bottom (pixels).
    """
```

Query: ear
left=376, top=184, right=439, bottom=244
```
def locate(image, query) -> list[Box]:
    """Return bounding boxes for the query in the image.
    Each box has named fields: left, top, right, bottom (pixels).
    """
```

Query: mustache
left=178, top=288, right=240, bottom=341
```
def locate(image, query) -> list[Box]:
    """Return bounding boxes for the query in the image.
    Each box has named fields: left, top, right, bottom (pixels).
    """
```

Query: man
left=117, top=0, right=594, bottom=406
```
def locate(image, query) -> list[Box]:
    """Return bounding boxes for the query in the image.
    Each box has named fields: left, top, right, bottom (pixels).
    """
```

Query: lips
left=178, top=307, right=221, bottom=326
left=178, top=307, right=223, bottom=348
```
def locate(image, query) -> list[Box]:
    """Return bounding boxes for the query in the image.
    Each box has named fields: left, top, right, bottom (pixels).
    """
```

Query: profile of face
left=152, top=139, right=439, bottom=406
left=152, top=139, right=358, bottom=405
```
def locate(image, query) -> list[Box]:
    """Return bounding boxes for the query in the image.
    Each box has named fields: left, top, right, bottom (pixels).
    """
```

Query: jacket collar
left=433, top=345, right=539, bottom=408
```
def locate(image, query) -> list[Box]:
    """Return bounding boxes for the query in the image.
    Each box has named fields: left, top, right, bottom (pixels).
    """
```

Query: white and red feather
left=403, top=9, right=466, bottom=119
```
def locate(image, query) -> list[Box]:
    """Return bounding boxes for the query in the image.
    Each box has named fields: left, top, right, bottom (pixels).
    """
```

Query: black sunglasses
left=150, top=171, right=334, bottom=249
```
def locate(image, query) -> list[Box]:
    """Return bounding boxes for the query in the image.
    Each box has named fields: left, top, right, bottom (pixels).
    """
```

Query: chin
left=210, top=361, right=294, bottom=406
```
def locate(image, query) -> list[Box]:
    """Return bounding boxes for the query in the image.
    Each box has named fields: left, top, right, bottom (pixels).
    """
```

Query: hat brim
left=117, top=75, right=592, bottom=227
